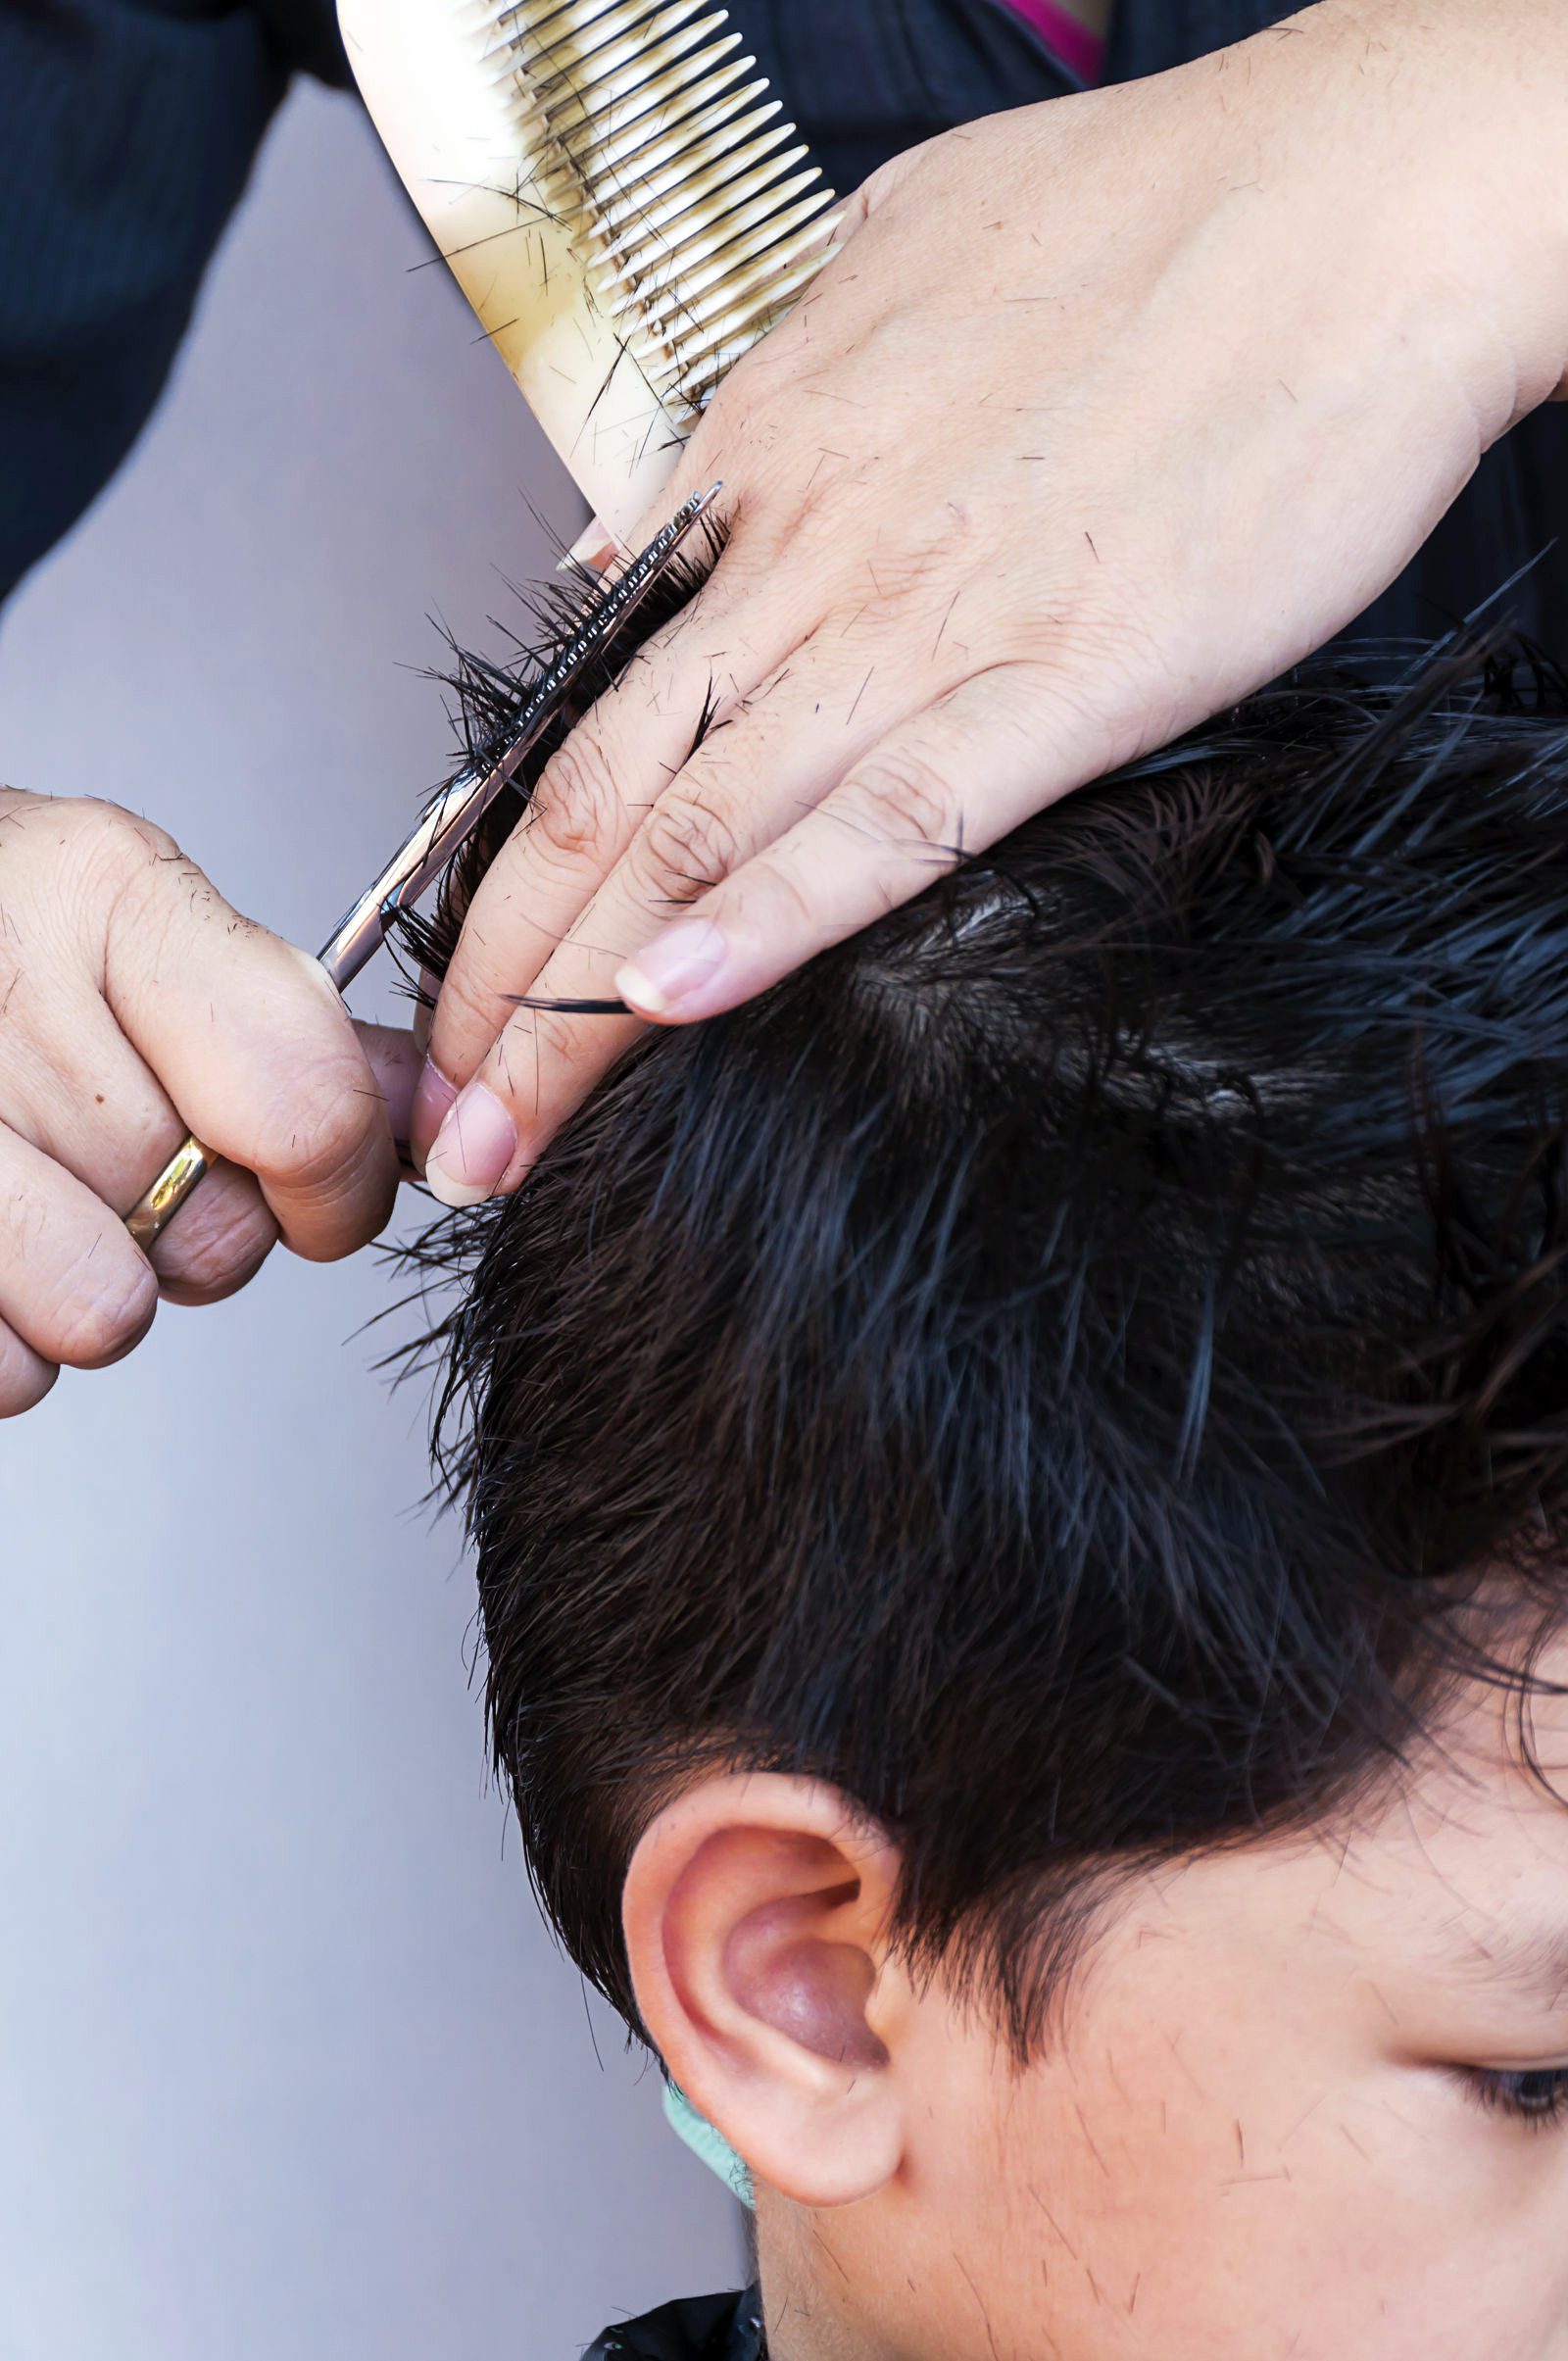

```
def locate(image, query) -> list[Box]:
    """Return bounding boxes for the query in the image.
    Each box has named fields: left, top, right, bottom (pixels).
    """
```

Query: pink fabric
left=996, top=0, right=1106, bottom=84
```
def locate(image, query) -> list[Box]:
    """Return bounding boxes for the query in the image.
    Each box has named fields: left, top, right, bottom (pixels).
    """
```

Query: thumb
left=105, top=857, right=399, bottom=1261
left=354, top=1019, right=422, bottom=1169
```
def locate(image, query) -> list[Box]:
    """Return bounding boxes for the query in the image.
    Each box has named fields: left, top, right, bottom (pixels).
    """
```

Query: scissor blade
left=316, top=482, right=720, bottom=995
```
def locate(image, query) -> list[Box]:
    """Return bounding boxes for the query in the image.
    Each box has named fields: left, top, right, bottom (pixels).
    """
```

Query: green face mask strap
left=662, top=2081, right=756, bottom=2210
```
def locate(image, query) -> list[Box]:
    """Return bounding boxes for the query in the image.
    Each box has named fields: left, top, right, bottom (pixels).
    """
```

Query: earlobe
left=623, top=1773, right=910, bottom=2208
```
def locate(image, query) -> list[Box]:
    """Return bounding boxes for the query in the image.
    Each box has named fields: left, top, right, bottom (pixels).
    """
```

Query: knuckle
left=152, top=1179, right=275, bottom=1303
left=789, top=475, right=858, bottom=561
left=638, top=792, right=742, bottom=896
left=492, top=1001, right=572, bottom=1083
left=97, top=801, right=181, bottom=866
left=841, top=750, right=956, bottom=848
left=97, top=809, right=233, bottom=955
left=25, top=793, right=172, bottom=864
left=528, top=1003, right=576, bottom=1067
left=735, top=852, right=816, bottom=939
left=430, top=952, right=508, bottom=1064
left=861, top=532, right=958, bottom=611
left=87, top=801, right=187, bottom=898
left=858, top=154, right=904, bottom=213
left=248, top=1056, right=382, bottom=1197
left=0, top=796, right=188, bottom=960
left=988, top=641, right=1179, bottom=776
left=527, top=734, right=628, bottom=869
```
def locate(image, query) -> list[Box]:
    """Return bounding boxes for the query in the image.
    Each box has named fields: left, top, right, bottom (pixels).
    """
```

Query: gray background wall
left=0, top=78, right=740, bottom=2361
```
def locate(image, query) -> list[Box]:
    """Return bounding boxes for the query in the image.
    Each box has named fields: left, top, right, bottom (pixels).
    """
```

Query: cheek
left=938, top=2027, right=1568, bottom=2361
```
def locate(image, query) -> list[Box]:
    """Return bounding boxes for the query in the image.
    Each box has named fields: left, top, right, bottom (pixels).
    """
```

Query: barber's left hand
left=415, top=0, right=1568, bottom=1202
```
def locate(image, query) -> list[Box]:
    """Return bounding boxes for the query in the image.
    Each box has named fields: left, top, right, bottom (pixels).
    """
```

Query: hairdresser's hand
left=0, top=790, right=418, bottom=1415
left=419, top=0, right=1568, bottom=1200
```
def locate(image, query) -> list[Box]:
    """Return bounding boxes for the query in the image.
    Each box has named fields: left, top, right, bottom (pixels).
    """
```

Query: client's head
left=414, top=641, right=1568, bottom=2361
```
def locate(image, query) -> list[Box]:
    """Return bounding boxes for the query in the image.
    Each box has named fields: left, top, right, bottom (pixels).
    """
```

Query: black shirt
left=587, top=2285, right=764, bottom=2361
left=0, top=2, right=351, bottom=598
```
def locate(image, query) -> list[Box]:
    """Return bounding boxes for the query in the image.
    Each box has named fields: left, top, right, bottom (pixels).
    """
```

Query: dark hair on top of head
left=392, top=600, right=1568, bottom=2059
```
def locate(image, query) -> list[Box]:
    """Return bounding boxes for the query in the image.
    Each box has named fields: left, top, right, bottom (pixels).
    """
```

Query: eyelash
left=1468, top=2066, right=1568, bottom=2132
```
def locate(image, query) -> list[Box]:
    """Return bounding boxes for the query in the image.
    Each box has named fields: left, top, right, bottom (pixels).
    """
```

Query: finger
left=0, top=1316, right=58, bottom=1419
left=0, top=1123, right=159, bottom=1372
left=26, top=1026, right=417, bottom=1308
left=614, top=664, right=1118, bottom=1020
left=102, top=846, right=399, bottom=1262
left=353, top=1020, right=423, bottom=1177
left=422, top=541, right=810, bottom=1150
left=149, top=1162, right=276, bottom=1305
left=421, top=636, right=929, bottom=1201
left=422, top=995, right=627, bottom=1208
left=420, top=325, right=863, bottom=1145
left=0, top=990, right=278, bottom=1305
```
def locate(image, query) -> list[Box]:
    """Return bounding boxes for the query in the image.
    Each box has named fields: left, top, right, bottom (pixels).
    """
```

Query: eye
left=1468, top=2066, right=1568, bottom=2132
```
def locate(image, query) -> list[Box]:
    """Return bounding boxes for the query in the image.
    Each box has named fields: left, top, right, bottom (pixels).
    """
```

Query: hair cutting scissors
left=122, top=484, right=720, bottom=1252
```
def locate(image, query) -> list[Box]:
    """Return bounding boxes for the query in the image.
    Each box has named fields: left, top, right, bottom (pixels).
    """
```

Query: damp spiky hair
left=392, top=616, right=1568, bottom=2055
left=395, top=528, right=724, bottom=1008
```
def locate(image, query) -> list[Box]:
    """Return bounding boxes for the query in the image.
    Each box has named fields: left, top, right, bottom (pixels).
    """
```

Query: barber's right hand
left=0, top=787, right=415, bottom=1417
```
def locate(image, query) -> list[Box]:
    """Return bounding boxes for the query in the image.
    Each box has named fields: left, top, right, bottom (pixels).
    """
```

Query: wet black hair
left=396, top=608, right=1568, bottom=2056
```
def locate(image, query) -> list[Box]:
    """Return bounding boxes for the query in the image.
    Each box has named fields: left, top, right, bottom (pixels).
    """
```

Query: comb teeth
left=481, top=0, right=840, bottom=416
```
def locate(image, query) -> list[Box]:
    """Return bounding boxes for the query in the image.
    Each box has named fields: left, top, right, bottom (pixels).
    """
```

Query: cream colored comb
left=338, top=0, right=841, bottom=538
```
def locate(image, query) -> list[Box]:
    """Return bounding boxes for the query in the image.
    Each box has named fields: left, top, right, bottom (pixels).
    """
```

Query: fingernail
left=425, top=1080, right=517, bottom=1208
left=614, top=920, right=728, bottom=1019
left=411, top=1057, right=457, bottom=1169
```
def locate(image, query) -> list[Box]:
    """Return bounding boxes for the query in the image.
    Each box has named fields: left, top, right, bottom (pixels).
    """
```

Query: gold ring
left=124, top=1133, right=214, bottom=1253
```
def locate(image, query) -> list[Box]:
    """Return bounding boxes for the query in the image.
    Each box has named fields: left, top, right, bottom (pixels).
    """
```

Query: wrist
left=1294, top=0, right=1568, bottom=422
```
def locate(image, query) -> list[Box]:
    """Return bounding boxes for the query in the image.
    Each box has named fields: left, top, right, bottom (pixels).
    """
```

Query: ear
left=622, top=1773, right=912, bottom=2208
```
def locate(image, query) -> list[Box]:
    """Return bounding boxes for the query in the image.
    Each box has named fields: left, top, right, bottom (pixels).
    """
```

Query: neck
left=757, top=2213, right=870, bottom=2361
